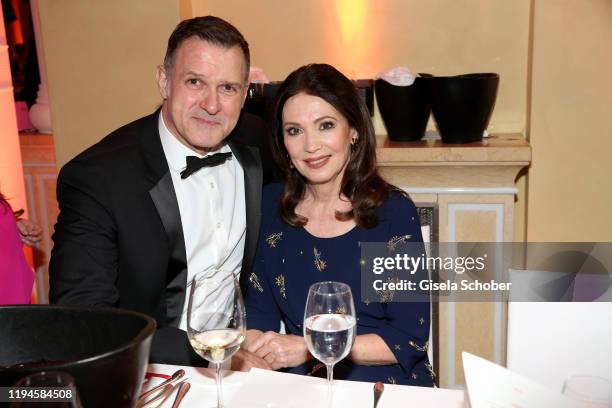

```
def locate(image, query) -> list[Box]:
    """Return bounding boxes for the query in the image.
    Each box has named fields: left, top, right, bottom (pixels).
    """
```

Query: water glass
left=304, top=281, right=356, bottom=408
left=562, top=375, right=612, bottom=407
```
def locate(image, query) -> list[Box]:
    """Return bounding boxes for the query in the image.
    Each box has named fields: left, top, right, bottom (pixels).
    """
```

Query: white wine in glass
left=304, top=281, right=356, bottom=408
left=187, top=270, right=246, bottom=408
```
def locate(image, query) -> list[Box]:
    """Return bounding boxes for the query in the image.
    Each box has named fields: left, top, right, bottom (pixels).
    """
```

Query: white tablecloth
left=144, top=363, right=465, bottom=407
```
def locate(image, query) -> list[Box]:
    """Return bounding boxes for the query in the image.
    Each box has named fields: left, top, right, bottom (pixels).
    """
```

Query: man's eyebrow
left=182, top=71, right=205, bottom=78
left=219, top=81, right=244, bottom=87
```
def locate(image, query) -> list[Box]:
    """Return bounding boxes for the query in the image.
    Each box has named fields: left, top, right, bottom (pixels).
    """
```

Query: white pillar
left=28, top=0, right=52, bottom=134
left=0, top=4, right=29, bottom=214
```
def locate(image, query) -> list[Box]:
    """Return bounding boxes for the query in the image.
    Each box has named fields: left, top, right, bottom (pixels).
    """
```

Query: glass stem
left=215, top=362, right=224, bottom=408
left=326, top=363, right=334, bottom=408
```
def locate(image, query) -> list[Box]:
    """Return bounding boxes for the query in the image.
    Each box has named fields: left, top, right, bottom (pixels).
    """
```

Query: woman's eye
left=284, top=127, right=301, bottom=136
left=320, top=121, right=335, bottom=130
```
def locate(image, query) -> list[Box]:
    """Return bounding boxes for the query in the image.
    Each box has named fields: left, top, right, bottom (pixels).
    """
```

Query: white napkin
left=145, top=364, right=465, bottom=407
left=227, top=368, right=464, bottom=408
left=377, top=66, right=418, bottom=86
left=145, top=363, right=248, bottom=408
left=463, top=352, right=582, bottom=408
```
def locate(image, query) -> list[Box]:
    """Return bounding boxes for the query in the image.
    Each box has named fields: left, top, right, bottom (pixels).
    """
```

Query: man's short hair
left=163, top=15, right=250, bottom=80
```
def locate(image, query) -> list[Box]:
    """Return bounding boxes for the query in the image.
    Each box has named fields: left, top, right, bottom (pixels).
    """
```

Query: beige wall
left=40, top=0, right=611, bottom=241
left=527, top=0, right=612, bottom=241
left=43, top=0, right=530, bottom=161
left=195, top=0, right=530, bottom=135
left=39, top=0, right=181, bottom=167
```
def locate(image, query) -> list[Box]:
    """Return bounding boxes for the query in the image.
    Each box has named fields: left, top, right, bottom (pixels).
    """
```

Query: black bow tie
left=180, top=152, right=233, bottom=179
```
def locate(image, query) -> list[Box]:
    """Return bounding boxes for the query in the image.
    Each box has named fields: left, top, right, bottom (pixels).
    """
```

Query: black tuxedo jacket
left=49, top=110, right=263, bottom=365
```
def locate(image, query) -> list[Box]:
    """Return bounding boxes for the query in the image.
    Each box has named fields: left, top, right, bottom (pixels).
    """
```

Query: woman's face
left=282, top=93, right=357, bottom=187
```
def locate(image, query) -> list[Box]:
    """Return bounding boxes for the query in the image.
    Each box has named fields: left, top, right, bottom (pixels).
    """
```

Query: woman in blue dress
left=243, top=64, right=434, bottom=386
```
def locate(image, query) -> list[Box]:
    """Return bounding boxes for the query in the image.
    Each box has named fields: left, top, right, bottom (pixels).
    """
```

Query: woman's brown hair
left=270, top=63, right=396, bottom=228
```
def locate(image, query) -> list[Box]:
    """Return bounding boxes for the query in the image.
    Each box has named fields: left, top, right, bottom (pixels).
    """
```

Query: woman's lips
left=303, top=155, right=331, bottom=169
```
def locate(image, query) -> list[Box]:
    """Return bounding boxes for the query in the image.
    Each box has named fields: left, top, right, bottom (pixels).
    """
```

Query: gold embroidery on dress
left=425, top=362, right=436, bottom=379
left=275, top=274, right=287, bottom=299
left=376, top=277, right=398, bottom=303
left=307, top=362, right=325, bottom=376
left=335, top=306, right=347, bottom=314
left=387, top=376, right=396, bottom=384
left=313, top=248, right=327, bottom=271
left=249, top=272, right=263, bottom=293
left=377, top=290, right=394, bottom=303
left=266, top=232, right=283, bottom=248
left=387, top=234, right=412, bottom=251
left=408, top=340, right=428, bottom=353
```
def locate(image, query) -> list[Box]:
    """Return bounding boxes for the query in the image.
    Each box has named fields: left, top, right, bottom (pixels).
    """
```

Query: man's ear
left=240, top=81, right=249, bottom=109
left=156, top=65, right=169, bottom=99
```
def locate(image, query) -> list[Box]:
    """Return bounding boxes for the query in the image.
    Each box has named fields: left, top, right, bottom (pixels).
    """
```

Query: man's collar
left=158, top=111, right=230, bottom=172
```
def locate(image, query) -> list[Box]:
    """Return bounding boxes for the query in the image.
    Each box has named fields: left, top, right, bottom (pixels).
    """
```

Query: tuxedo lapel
left=228, top=140, right=262, bottom=293
left=140, top=112, right=188, bottom=327
left=138, top=111, right=263, bottom=324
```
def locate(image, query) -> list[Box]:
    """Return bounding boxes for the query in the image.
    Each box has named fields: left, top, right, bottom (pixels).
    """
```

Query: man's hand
left=16, top=219, right=42, bottom=247
left=247, top=332, right=311, bottom=370
left=231, top=348, right=272, bottom=372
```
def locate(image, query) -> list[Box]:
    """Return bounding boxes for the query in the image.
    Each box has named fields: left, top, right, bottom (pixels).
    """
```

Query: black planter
left=354, top=79, right=375, bottom=116
left=0, top=305, right=155, bottom=408
left=243, top=81, right=283, bottom=123
left=430, top=73, right=499, bottom=144
left=243, top=82, right=266, bottom=118
left=375, top=74, right=432, bottom=141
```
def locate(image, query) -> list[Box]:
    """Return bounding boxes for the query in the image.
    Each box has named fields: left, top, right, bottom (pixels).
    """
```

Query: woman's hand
left=231, top=349, right=272, bottom=372
left=246, top=332, right=311, bottom=370
left=16, top=219, right=42, bottom=247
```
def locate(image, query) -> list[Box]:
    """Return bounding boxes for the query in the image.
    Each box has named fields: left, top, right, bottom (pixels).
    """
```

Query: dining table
left=143, top=363, right=466, bottom=407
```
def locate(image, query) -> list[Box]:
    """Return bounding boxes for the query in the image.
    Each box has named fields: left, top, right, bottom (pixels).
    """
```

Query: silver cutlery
left=373, top=381, right=384, bottom=408
left=171, top=381, right=191, bottom=408
left=138, top=369, right=185, bottom=402
left=138, top=384, right=173, bottom=407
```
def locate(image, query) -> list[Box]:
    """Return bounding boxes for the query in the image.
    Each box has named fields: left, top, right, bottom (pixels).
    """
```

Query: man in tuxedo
left=50, top=16, right=270, bottom=369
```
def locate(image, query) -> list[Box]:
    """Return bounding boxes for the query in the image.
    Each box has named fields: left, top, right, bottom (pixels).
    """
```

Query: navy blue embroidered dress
left=245, top=183, right=434, bottom=386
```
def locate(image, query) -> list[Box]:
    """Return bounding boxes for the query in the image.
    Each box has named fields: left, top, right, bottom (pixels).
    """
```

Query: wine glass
left=10, top=371, right=82, bottom=408
left=187, top=270, right=246, bottom=408
left=304, top=281, right=356, bottom=408
left=562, top=375, right=612, bottom=407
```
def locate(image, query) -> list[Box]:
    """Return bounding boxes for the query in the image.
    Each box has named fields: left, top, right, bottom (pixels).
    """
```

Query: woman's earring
left=350, top=138, right=357, bottom=153
left=286, top=154, right=294, bottom=169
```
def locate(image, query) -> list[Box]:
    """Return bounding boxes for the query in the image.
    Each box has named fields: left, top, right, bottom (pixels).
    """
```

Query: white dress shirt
left=158, top=113, right=246, bottom=331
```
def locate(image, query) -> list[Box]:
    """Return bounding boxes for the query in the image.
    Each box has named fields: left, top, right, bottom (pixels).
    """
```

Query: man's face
left=156, top=37, right=248, bottom=153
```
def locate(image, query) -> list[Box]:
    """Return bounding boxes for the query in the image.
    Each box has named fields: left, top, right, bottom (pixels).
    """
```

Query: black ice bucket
left=375, top=74, right=432, bottom=141
left=430, top=73, right=499, bottom=144
left=0, top=305, right=155, bottom=408
left=243, top=81, right=283, bottom=122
